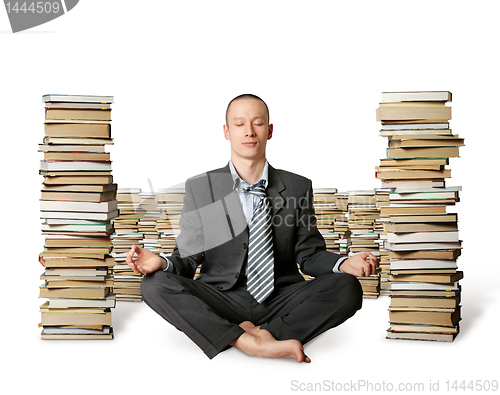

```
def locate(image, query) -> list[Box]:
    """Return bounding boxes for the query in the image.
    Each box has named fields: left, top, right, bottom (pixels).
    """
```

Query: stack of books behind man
left=156, top=187, right=185, bottom=254
left=313, top=188, right=342, bottom=256
left=155, top=187, right=189, bottom=273
left=138, top=192, right=161, bottom=255
left=111, top=188, right=144, bottom=302
left=375, top=189, right=391, bottom=295
left=334, top=192, right=351, bottom=256
left=39, top=94, right=116, bottom=339
left=347, top=190, right=381, bottom=298
left=304, top=187, right=339, bottom=280
left=375, top=91, right=464, bottom=342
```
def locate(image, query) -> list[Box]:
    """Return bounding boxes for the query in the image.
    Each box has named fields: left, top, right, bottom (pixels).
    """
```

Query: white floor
left=8, top=272, right=498, bottom=395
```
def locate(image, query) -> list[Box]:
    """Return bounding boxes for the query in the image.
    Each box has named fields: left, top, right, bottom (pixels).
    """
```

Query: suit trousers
left=141, top=270, right=363, bottom=359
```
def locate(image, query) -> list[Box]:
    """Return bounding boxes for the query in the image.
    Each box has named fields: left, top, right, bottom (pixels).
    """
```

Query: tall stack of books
left=347, top=190, right=381, bottom=298
left=111, top=188, right=144, bottom=302
left=375, top=91, right=464, bottom=342
left=39, top=94, right=117, bottom=339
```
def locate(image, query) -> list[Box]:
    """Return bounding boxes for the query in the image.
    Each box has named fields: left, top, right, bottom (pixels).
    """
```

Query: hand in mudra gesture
left=126, top=245, right=165, bottom=275
left=339, top=251, right=379, bottom=277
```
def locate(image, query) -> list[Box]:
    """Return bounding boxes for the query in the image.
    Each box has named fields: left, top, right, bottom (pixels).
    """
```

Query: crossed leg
left=141, top=271, right=362, bottom=362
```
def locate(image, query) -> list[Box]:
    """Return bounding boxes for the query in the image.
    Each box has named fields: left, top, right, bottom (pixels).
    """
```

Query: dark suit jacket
left=168, top=163, right=344, bottom=291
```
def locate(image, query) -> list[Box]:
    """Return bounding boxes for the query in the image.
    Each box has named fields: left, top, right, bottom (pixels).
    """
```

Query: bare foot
left=230, top=321, right=311, bottom=363
left=239, top=320, right=260, bottom=334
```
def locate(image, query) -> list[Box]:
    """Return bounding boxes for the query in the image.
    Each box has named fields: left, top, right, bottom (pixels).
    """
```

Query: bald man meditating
left=126, top=94, right=378, bottom=362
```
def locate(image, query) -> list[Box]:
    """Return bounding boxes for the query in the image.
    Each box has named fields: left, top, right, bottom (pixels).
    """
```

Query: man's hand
left=339, top=251, right=379, bottom=277
left=126, top=245, right=165, bottom=275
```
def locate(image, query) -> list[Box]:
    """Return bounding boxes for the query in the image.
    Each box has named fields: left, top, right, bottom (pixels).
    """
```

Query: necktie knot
left=235, top=179, right=267, bottom=199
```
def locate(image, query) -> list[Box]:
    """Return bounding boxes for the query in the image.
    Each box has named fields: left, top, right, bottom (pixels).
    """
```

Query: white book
left=114, top=275, right=141, bottom=280
left=380, top=123, right=449, bottom=130
left=43, top=94, right=114, bottom=103
left=387, top=231, right=459, bottom=243
left=42, top=223, right=112, bottom=232
left=111, top=233, right=143, bottom=239
left=390, top=281, right=459, bottom=291
left=41, top=209, right=118, bottom=220
left=40, top=160, right=111, bottom=171
left=46, top=295, right=116, bottom=308
left=390, top=260, right=458, bottom=270
left=111, top=253, right=128, bottom=259
left=113, top=264, right=132, bottom=269
left=313, top=188, right=338, bottom=194
left=44, top=269, right=107, bottom=278
left=42, top=327, right=112, bottom=335
left=40, top=200, right=118, bottom=213
left=380, top=91, right=452, bottom=103
left=390, top=192, right=458, bottom=200
left=39, top=144, right=106, bottom=152
left=43, top=218, right=110, bottom=225
left=385, top=241, right=462, bottom=251
left=43, top=234, right=102, bottom=239
left=393, top=186, right=462, bottom=194
left=115, top=230, right=140, bottom=235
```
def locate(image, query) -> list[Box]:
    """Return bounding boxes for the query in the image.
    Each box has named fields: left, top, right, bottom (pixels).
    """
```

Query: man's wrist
left=333, top=256, right=348, bottom=274
left=158, top=254, right=174, bottom=272
left=161, top=257, right=168, bottom=271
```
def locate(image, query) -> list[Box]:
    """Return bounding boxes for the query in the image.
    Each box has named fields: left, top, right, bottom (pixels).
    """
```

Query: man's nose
left=245, top=124, right=256, bottom=136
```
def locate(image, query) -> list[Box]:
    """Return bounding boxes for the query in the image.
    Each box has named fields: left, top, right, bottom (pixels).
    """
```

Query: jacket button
left=235, top=273, right=239, bottom=278
left=243, top=243, right=247, bottom=249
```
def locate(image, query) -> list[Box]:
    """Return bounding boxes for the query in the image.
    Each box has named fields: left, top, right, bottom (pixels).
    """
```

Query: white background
left=1, top=1, right=499, bottom=394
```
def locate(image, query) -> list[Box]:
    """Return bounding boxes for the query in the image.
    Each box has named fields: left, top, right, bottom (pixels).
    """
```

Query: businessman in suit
left=126, top=94, right=379, bottom=363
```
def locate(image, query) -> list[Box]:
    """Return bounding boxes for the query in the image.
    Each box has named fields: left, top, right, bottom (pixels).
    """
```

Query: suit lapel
left=267, top=164, right=286, bottom=217
left=207, top=164, right=248, bottom=238
left=208, top=164, right=235, bottom=203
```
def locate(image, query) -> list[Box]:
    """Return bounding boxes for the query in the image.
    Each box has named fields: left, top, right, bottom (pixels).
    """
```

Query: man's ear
left=267, top=123, right=273, bottom=140
left=223, top=124, right=230, bottom=140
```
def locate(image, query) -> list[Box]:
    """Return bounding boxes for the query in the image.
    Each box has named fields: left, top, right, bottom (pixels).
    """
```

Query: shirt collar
left=229, top=160, right=269, bottom=189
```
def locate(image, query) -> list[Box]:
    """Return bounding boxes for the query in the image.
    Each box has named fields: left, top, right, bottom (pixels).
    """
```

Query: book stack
left=39, top=94, right=117, bottom=339
left=375, top=91, right=464, bottom=342
left=111, top=188, right=144, bottom=302
left=156, top=187, right=185, bottom=257
left=138, top=192, right=161, bottom=254
left=334, top=192, right=351, bottom=256
left=347, top=190, right=381, bottom=298
left=313, top=188, right=343, bottom=256
left=375, top=189, right=391, bottom=295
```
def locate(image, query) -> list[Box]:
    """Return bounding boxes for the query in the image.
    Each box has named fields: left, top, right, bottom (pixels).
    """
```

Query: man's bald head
left=225, top=94, right=270, bottom=126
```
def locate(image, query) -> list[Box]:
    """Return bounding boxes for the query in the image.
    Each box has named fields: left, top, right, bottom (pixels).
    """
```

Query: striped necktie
left=239, top=180, right=274, bottom=303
